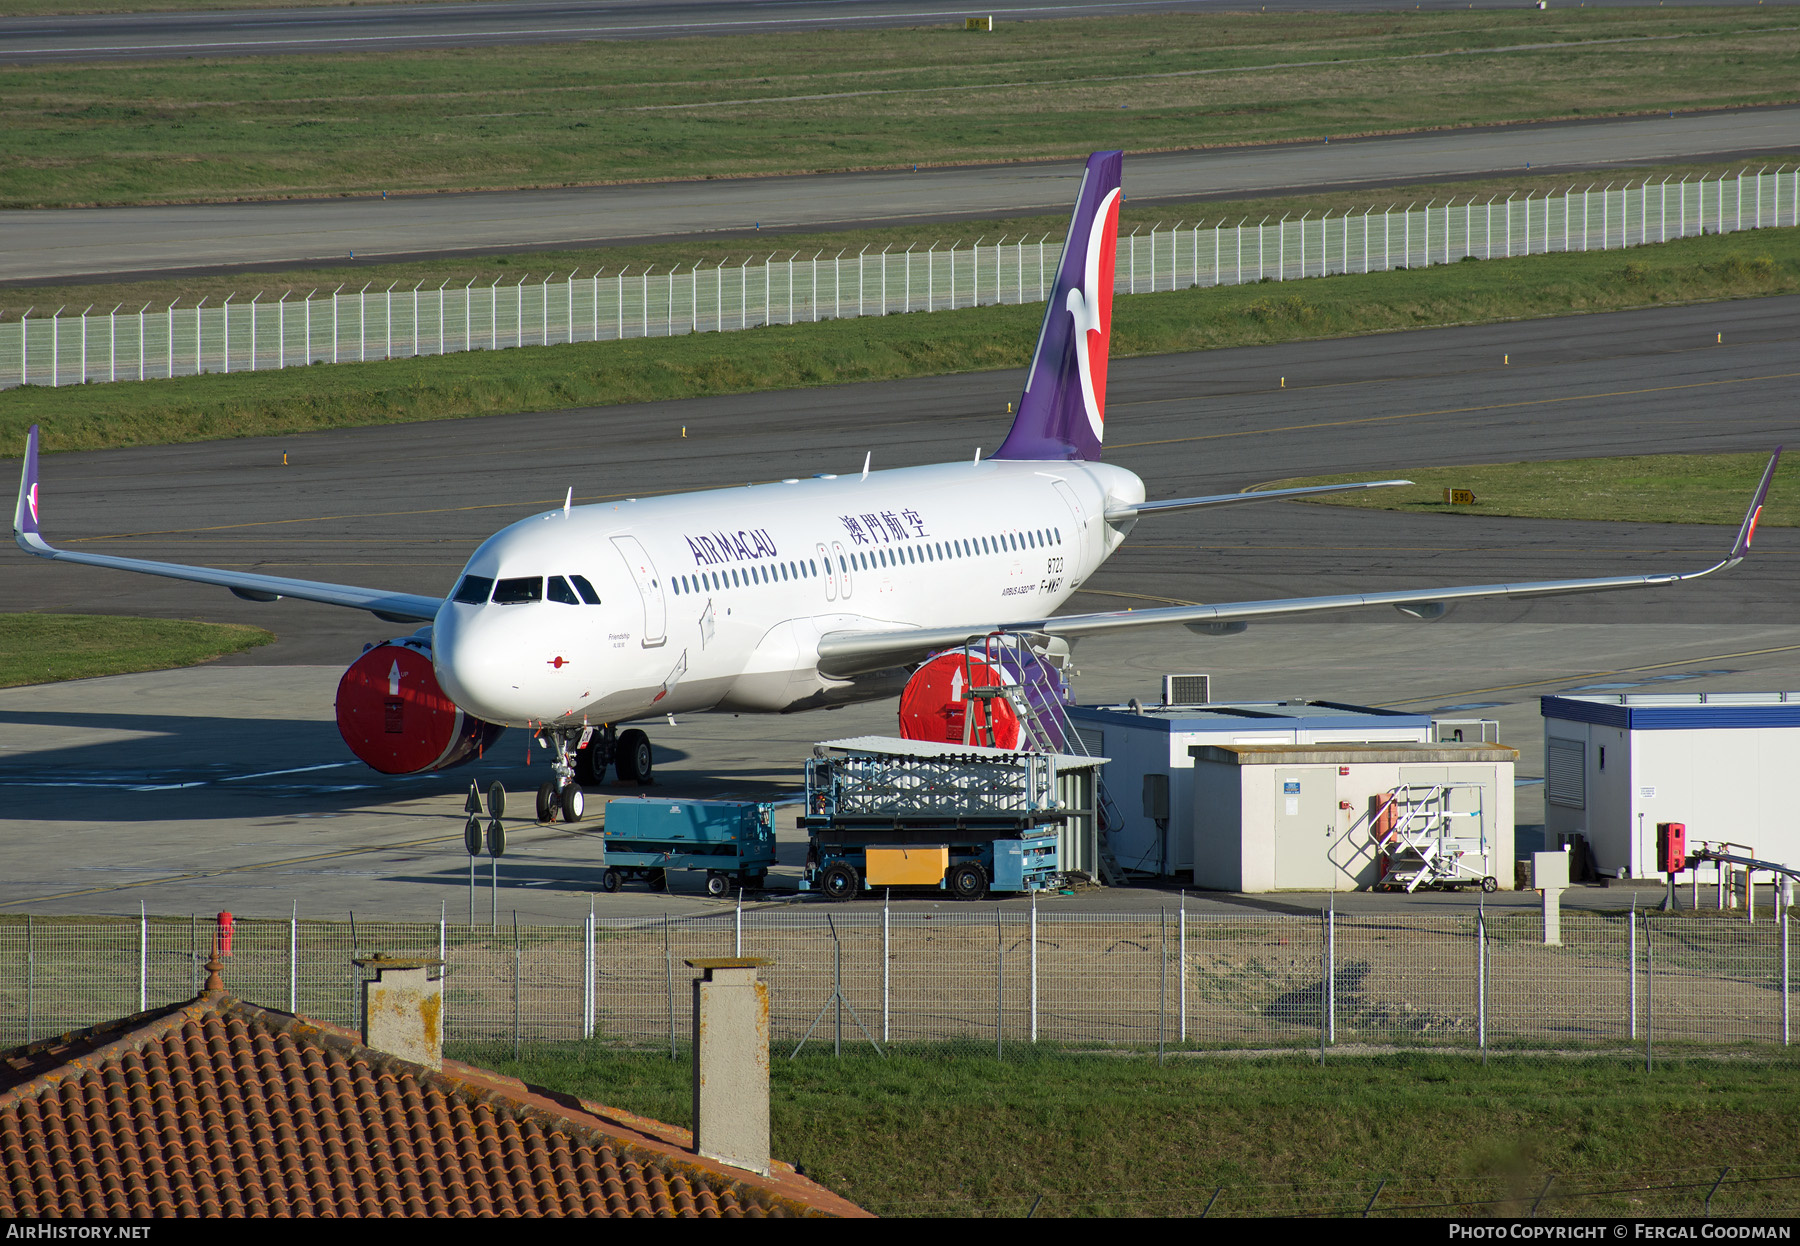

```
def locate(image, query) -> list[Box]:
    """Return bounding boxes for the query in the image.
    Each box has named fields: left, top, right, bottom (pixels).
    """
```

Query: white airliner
left=13, top=151, right=1781, bottom=823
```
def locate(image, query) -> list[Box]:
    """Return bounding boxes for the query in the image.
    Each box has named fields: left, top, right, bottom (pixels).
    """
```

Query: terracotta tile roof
left=0, top=981, right=866, bottom=1218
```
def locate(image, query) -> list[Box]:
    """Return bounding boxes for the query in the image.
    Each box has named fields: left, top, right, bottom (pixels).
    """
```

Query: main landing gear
left=534, top=724, right=655, bottom=824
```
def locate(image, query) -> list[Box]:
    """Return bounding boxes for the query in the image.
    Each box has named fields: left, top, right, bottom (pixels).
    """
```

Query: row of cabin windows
left=672, top=526, right=1064, bottom=595
left=453, top=527, right=1067, bottom=606
left=452, top=574, right=601, bottom=606
left=675, top=559, right=819, bottom=596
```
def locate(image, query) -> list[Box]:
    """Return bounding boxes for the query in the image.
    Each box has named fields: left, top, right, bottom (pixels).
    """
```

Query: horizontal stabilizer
left=1106, top=479, right=1412, bottom=522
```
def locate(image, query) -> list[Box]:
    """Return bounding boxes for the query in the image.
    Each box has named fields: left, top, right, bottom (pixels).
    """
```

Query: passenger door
left=611, top=535, right=667, bottom=647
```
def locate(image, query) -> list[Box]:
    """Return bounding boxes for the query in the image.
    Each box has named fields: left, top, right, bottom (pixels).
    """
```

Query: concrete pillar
left=355, top=955, right=445, bottom=1070
left=1533, top=851, right=1571, bottom=946
left=687, top=958, right=771, bottom=1176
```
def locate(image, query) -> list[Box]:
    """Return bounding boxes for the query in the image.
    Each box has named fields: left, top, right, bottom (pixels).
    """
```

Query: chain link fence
left=1, top=904, right=1792, bottom=1060
left=4, top=167, right=1796, bottom=391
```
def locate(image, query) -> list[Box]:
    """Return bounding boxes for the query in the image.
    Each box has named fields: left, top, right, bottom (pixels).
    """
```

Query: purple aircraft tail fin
left=12, top=424, right=43, bottom=549
left=994, top=150, right=1123, bottom=462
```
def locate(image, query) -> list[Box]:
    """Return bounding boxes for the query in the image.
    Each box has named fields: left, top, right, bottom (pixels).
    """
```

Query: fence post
left=1783, top=898, right=1790, bottom=1047
left=512, top=911, right=521, bottom=1059
left=1630, top=894, right=1638, bottom=1039
left=26, top=914, right=34, bottom=1043
left=139, top=901, right=148, bottom=1013
left=583, top=900, right=595, bottom=1041
left=665, top=914, right=676, bottom=1059
left=51, top=310, right=59, bottom=387
left=996, top=910, right=1003, bottom=1062
left=1643, top=910, right=1654, bottom=1071
left=1477, top=902, right=1487, bottom=1064
left=1178, top=898, right=1186, bottom=1044
left=1326, top=897, right=1335, bottom=1046
left=1029, top=885, right=1044, bottom=1044
left=288, top=902, right=297, bottom=1013
left=882, top=891, right=890, bottom=1044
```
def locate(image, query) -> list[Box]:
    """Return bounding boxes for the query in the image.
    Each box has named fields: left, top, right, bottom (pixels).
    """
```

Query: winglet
left=12, top=424, right=45, bottom=551
left=1728, top=447, right=1782, bottom=564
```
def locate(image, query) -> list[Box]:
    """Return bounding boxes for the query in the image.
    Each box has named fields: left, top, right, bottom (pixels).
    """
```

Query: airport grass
left=1265, top=453, right=1799, bottom=528
left=0, top=613, right=273, bottom=688
left=459, top=1043, right=1800, bottom=1217
left=2, top=10, right=1798, bottom=208
left=3, top=225, right=1798, bottom=461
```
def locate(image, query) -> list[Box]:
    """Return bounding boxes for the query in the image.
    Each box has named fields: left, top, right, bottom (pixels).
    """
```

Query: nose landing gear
left=535, top=723, right=656, bottom=823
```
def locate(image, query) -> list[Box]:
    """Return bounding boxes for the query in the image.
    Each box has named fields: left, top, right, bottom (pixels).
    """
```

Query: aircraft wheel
left=949, top=861, right=989, bottom=901
left=535, top=780, right=559, bottom=824
left=616, top=729, right=653, bottom=785
left=560, top=784, right=585, bottom=823
left=575, top=743, right=607, bottom=787
left=705, top=872, right=730, bottom=899
left=602, top=868, right=623, bottom=894
left=820, top=862, right=860, bottom=902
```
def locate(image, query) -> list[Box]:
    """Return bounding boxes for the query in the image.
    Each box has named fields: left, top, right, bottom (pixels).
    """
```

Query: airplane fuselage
left=432, top=458, right=1145, bottom=728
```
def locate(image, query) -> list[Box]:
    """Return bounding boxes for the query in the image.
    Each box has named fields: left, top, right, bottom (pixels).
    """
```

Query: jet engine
left=335, top=631, right=505, bottom=774
left=897, top=642, right=1071, bottom=751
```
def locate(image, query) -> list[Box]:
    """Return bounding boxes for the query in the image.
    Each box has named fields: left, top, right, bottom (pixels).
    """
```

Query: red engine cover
left=897, top=651, right=1021, bottom=749
left=335, top=641, right=503, bottom=774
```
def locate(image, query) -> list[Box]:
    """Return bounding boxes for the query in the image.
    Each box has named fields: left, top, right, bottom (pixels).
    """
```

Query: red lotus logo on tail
left=1068, top=187, right=1121, bottom=444
left=1746, top=505, right=1762, bottom=548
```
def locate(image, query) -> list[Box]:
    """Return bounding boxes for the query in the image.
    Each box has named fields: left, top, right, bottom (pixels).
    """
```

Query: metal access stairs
left=1369, top=782, right=1495, bottom=893
left=957, top=634, right=1128, bottom=886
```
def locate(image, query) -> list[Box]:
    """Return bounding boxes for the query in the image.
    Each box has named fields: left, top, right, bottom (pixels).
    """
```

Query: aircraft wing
left=1105, top=478, right=1412, bottom=521
left=818, top=449, right=1782, bottom=678
left=13, top=425, right=442, bottom=625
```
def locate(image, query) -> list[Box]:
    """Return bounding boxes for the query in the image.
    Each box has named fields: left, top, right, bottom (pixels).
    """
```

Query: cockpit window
left=491, top=576, right=543, bottom=605
left=453, top=575, right=494, bottom=605
left=547, top=575, right=580, bottom=605
left=571, top=574, right=601, bottom=604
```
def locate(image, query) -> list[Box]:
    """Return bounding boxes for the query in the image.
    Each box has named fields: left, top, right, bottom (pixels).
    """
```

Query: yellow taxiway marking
left=1372, top=643, right=1800, bottom=708
left=1109, top=371, right=1800, bottom=451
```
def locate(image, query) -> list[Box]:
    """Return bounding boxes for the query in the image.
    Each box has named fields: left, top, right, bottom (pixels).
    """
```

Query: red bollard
left=216, top=911, right=235, bottom=958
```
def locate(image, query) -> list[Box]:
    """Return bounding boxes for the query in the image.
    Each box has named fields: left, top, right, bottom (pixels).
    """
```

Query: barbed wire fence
left=0, top=902, right=1790, bottom=1061
left=3, top=167, right=1794, bottom=391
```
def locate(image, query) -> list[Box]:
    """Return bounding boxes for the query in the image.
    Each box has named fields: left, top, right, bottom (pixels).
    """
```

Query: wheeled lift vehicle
left=599, top=797, right=779, bottom=897
left=797, top=738, right=1068, bottom=901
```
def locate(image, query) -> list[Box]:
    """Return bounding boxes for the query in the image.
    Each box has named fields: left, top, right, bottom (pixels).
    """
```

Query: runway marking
left=0, top=830, right=464, bottom=909
left=1109, top=370, right=1800, bottom=451
left=1371, top=642, right=1800, bottom=708
left=221, top=762, right=355, bottom=783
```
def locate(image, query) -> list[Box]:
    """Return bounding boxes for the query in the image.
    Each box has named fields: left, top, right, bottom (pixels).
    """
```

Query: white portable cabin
left=1063, top=700, right=1434, bottom=878
left=1188, top=742, right=1517, bottom=893
left=1541, top=692, right=1800, bottom=879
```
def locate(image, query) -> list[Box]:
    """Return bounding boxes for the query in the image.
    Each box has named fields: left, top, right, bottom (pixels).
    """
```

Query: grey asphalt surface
left=1, top=295, right=1796, bottom=919
left=3, top=0, right=1781, bottom=65
left=8, top=108, right=1800, bottom=285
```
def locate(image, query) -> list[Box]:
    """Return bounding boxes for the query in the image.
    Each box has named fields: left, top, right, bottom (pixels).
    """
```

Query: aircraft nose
left=433, top=603, right=560, bottom=725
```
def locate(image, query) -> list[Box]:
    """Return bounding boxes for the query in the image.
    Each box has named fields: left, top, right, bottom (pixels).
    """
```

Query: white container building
left=1541, top=692, right=1800, bottom=879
